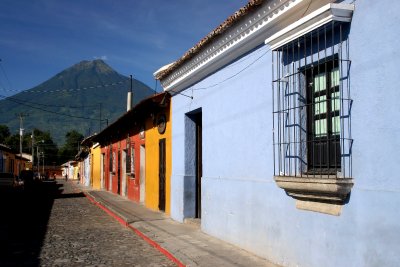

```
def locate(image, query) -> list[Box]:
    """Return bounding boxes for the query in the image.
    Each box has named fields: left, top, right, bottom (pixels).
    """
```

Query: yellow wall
left=91, top=145, right=101, bottom=190
left=144, top=105, right=172, bottom=215
left=73, top=165, right=79, bottom=180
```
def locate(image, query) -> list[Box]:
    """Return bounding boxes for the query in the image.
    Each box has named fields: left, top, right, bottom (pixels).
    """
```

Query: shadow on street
left=0, top=180, right=73, bottom=266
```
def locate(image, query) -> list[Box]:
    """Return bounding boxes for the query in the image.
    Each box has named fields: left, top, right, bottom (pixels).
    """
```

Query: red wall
left=126, top=132, right=144, bottom=202
left=101, top=129, right=144, bottom=203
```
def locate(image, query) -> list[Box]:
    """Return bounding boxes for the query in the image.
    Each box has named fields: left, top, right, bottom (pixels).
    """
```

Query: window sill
left=126, top=172, right=135, bottom=179
left=274, top=176, right=354, bottom=216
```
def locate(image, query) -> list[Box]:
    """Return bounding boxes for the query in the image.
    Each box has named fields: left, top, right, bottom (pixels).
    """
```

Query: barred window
left=112, top=151, right=116, bottom=173
left=126, top=143, right=135, bottom=179
left=126, top=148, right=131, bottom=174
left=272, top=22, right=352, bottom=179
left=130, top=146, right=135, bottom=179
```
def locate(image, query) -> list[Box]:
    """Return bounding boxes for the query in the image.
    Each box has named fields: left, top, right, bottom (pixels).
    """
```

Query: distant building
left=0, top=144, right=30, bottom=175
left=0, top=144, right=13, bottom=173
left=93, top=93, right=172, bottom=213
left=78, top=134, right=102, bottom=189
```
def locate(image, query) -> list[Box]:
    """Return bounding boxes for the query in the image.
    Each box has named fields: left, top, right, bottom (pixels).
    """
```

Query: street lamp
left=40, top=151, right=45, bottom=179
left=32, top=139, right=44, bottom=178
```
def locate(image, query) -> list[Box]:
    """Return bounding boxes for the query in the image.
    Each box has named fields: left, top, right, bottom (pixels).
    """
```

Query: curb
left=83, top=191, right=186, bottom=267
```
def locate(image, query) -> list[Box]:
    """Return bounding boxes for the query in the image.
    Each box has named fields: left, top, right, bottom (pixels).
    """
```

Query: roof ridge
left=155, top=0, right=264, bottom=80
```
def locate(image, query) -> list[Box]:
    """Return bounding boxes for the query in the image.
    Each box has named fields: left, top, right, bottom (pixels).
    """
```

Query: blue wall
left=170, top=1, right=400, bottom=266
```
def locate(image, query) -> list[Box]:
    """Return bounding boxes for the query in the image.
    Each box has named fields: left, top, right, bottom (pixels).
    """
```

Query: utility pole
left=99, top=103, right=102, bottom=133
left=42, top=152, right=44, bottom=178
left=31, top=130, right=34, bottom=172
left=16, top=113, right=28, bottom=175
left=37, top=146, right=40, bottom=177
left=127, top=75, right=133, bottom=111
left=130, top=75, right=133, bottom=94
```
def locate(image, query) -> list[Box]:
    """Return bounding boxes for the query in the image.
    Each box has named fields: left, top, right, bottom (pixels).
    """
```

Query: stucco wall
left=84, top=157, right=90, bottom=186
left=126, top=132, right=143, bottom=203
left=91, top=146, right=101, bottom=190
left=144, top=105, right=172, bottom=214
left=169, top=1, right=400, bottom=266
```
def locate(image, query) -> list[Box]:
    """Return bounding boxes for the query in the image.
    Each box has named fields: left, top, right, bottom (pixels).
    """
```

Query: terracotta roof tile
left=155, top=0, right=264, bottom=80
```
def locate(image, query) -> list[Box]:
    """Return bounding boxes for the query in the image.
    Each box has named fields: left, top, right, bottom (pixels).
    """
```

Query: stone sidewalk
left=74, top=183, right=279, bottom=267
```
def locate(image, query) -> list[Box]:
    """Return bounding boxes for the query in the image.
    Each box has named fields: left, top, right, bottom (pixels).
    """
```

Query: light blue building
left=154, top=0, right=400, bottom=266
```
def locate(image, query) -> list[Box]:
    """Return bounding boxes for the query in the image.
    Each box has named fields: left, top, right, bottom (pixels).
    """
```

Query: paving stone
left=0, top=180, right=176, bottom=267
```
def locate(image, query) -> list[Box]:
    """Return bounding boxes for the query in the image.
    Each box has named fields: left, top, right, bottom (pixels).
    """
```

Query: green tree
left=31, top=128, right=59, bottom=165
left=0, top=125, right=10, bottom=144
left=58, top=130, right=84, bottom=163
left=4, top=128, right=59, bottom=164
left=4, top=134, right=21, bottom=152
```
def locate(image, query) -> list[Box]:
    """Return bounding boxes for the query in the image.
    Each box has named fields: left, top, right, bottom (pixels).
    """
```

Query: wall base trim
left=274, top=176, right=354, bottom=215
left=296, top=200, right=343, bottom=216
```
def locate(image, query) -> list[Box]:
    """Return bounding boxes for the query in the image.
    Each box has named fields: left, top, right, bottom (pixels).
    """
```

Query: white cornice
left=154, top=62, right=176, bottom=78
left=160, top=0, right=310, bottom=93
left=159, top=0, right=336, bottom=93
left=265, top=3, right=354, bottom=50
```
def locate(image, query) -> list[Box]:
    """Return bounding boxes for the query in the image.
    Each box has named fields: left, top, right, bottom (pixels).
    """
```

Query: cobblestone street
left=0, top=180, right=176, bottom=267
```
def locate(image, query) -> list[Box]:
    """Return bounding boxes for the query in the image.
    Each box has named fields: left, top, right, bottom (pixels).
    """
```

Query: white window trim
left=265, top=3, right=354, bottom=50
left=269, top=3, right=355, bottom=216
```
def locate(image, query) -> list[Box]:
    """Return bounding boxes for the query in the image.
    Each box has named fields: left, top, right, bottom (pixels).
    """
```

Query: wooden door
left=117, top=151, right=121, bottom=194
left=158, top=139, right=166, bottom=211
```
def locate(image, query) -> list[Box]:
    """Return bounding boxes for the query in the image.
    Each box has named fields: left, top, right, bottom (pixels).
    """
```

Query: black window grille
left=272, top=22, right=353, bottom=179
left=126, top=148, right=131, bottom=174
left=126, top=136, right=131, bottom=174
left=126, top=143, right=136, bottom=179
left=130, top=146, right=135, bottom=179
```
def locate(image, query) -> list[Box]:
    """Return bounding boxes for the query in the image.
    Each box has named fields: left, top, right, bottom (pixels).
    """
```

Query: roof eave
left=154, top=0, right=264, bottom=81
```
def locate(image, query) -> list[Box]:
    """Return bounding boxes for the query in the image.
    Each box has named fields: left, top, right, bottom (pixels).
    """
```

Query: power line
left=192, top=49, right=269, bottom=91
left=168, top=48, right=270, bottom=97
left=0, top=79, right=129, bottom=94
left=24, top=80, right=129, bottom=94
left=2, top=95, right=100, bottom=109
left=0, top=94, right=107, bottom=122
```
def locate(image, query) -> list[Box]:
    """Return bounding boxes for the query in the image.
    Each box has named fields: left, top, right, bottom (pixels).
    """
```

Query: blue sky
left=0, top=0, right=247, bottom=96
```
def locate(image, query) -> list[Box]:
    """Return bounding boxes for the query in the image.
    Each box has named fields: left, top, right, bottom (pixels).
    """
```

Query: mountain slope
left=0, top=60, right=155, bottom=145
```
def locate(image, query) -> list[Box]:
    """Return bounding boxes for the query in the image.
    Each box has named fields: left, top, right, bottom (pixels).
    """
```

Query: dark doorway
left=117, top=151, right=121, bottom=194
left=193, top=112, right=202, bottom=218
left=158, top=138, right=166, bottom=211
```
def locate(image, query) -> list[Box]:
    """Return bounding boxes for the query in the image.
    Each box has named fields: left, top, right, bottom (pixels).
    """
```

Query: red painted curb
left=85, top=193, right=128, bottom=227
left=83, top=191, right=186, bottom=267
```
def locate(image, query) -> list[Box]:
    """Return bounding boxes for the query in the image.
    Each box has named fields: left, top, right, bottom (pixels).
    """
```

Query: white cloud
left=93, top=55, right=108, bottom=60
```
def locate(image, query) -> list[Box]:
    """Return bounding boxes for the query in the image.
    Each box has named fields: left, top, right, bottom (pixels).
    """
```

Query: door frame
left=140, top=144, right=146, bottom=203
left=121, top=149, right=127, bottom=196
left=184, top=109, right=202, bottom=219
left=158, top=139, right=166, bottom=211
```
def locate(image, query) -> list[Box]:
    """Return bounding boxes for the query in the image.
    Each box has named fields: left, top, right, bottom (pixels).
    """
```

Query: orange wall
left=144, top=104, right=171, bottom=215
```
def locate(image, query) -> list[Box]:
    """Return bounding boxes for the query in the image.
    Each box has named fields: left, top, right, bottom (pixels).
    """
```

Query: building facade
left=91, top=144, right=101, bottom=190
left=154, top=0, right=400, bottom=266
left=93, top=93, right=172, bottom=213
left=0, top=144, right=15, bottom=174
